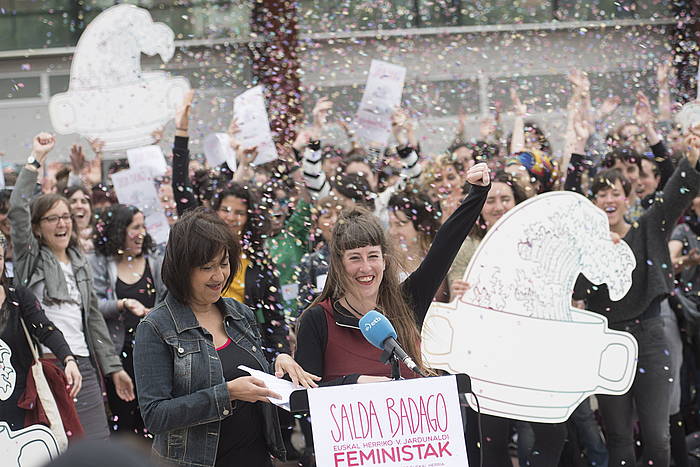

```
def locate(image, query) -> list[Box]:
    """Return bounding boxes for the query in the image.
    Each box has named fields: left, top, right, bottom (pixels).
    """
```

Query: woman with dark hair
left=9, top=133, right=133, bottom=441
left=387, top=187, right=450, bottom=301
left=133, top=207, right=318, bottom=467
left=294, top=162, right=489, bottom=384
left=0, top=230, right=82, bottom=432
left=63, top=185, right=94, bottom=254
left=210, top=182, right=289, bottom=361
left=89, top=204, right=166, bottom=437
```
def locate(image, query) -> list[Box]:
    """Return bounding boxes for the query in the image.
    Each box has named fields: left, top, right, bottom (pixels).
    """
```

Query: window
left=0, top=1, right=252, bottom=52
left=298, top=0, right=673, bottom=33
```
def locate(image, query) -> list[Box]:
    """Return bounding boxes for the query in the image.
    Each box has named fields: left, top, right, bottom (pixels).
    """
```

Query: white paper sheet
left=238, top=365, right=297, bottom=411
left=355, top=60, right=406, bottom=148
left=232, top=86, right=278, bottom=166
left=126, top=145, right=168, bottom=177
left=203, top=133, right=237, bottom=171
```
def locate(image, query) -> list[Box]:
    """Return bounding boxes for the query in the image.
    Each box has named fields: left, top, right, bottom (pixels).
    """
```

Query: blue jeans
left=571, top=398, right=608, bottom=467
left=598, top=316, right=673, bottom=466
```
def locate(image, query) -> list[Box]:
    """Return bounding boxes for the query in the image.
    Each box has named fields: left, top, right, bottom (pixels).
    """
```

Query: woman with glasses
left=9, top=133, right=134, bottom=441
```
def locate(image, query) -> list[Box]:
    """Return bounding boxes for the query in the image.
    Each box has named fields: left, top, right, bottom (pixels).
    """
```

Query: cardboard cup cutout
left=49, top=4, right=190, bottom=150
left=0, top=338, right=16, bottom=401
left=421, top=192, right=638, bottom=423
left=0, top=422, right=60, bottom=467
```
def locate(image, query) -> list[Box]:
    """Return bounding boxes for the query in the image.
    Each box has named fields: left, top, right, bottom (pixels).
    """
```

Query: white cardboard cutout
left=0, top=422, right=60, bottom=467
left=49, top=4, right=190, bottom=151
left=421, top=192, right=639, bottom=423
left=232, top=86, right=278, bottom=166
left=355, top=60, right=406, bottom=148
left=0, top=338, right=16, bottom=401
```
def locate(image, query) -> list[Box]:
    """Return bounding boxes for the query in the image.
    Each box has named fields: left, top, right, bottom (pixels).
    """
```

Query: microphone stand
left=380, top=349, right=402, bottom=380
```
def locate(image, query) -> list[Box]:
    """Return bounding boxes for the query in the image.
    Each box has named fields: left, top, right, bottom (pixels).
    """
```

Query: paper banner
left=233, top=86, right=278, bottom=166
left=355, top=60, right=406, bottom=148
left=49, top=4, right=190, bottom=151
left=422, top=191, right=638, bottom=423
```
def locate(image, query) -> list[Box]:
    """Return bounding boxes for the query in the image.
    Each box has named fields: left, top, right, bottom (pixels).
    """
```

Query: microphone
left=359, top=310, right=424, bottom=377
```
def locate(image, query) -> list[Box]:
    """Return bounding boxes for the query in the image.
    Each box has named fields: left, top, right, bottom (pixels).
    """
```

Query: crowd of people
left=2, top=60, right=700, bottom=467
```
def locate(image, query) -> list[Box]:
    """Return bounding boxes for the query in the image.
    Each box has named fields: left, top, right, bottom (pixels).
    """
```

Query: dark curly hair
left=388, top=187, right=442, bottom=254
left=211, top=182, right=270, bottom=259
left=94, top=204, right=153, bottom=258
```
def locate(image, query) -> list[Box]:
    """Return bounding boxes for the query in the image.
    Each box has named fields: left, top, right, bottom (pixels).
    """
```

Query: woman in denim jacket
left=134, top=208, right=319, bottom=467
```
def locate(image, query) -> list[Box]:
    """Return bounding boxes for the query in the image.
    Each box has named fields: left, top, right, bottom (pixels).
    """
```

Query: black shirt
left=115, top=261, right=156, bottom=339
left=215, top=337, right=271, bottom=467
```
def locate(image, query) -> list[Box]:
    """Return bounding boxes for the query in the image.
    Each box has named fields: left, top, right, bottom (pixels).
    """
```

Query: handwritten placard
left=233, top=86, right=278, bottom=166
left=307, top=376, right=468, bottom=467
left=355, top=60, right=406, bottom=148
left=111, top=169, right=170, bottom=245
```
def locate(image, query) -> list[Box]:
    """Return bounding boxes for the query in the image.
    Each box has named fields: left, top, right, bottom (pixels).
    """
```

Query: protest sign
left=307, top=376, right=468, bottom=467
left=49, top=4, right=190, bottom=151
left=126, top=145, right=168, bottom=177
left=355, top=60, right=406, bottom=148
left=111, top=169, right=170, bottom=245
left=233, top=86, right=278, bottom=166
left=422, top=192, right=638, bottom=423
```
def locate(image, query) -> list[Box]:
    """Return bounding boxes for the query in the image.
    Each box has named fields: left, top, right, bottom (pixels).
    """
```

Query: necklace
left=343, top=297, right=366, bottom=319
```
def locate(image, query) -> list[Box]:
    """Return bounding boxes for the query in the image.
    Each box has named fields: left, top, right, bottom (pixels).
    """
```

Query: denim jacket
left=134, top=293, right=285, bottom=467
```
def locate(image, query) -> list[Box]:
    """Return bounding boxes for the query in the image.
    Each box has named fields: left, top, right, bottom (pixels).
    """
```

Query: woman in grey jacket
left=90, top=203, right=166, bottom=437
left=9, top=133, right=133, bottom=441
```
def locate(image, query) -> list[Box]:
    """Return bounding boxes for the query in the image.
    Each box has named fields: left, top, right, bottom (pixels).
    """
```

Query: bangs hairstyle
left=94, top=204, right=154, bottom=257
left=591, top=168, right=632, bottom=198
left=161, top=207, right=240, bottom=304
left=30, top=194, right=78, bottom=248
left=312, top=207, right=431, bottom=375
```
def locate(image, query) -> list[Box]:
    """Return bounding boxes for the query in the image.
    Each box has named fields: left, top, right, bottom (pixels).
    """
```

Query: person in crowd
left=0, top=190, right=14, bottom=278
left=64, top=185, right=95, bottom=254
left=294, top=161, right=489, bottom=382
left=295, top=195, right=346, bottom=317
left=0, top=230, right=82, bottom=432
left=574, top=123, right=700, bottom=465
left=133, top=207, right=319, bottom=467
left=89, top=204, right=166, bottom=438
left=387, top=187, right=450, bottom=301
left=421, top=153, right=466, bottom=219
left=9, top=133, right=134, bottom=441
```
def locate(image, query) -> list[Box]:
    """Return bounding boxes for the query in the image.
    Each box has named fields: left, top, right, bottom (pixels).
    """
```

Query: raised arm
left=403, top=164, right=490, bottom=326
left=9, top=134, right=53, bottom=286
left=171, top=91, right=198, bottom=217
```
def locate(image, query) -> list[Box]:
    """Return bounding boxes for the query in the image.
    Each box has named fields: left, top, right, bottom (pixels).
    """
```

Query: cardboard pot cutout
left=49, top=4, right=190, bottom=150
left=421, top=191, right=638, bottom=423
left=0, top=422, right=60, bottom=467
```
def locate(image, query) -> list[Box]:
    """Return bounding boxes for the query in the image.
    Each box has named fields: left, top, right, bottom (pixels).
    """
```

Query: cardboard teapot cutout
left=0, top=422, right=60, bottom=467
left=421, top=191, right=639, bottom=423
left=49, top=4, right=190, bottom=150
